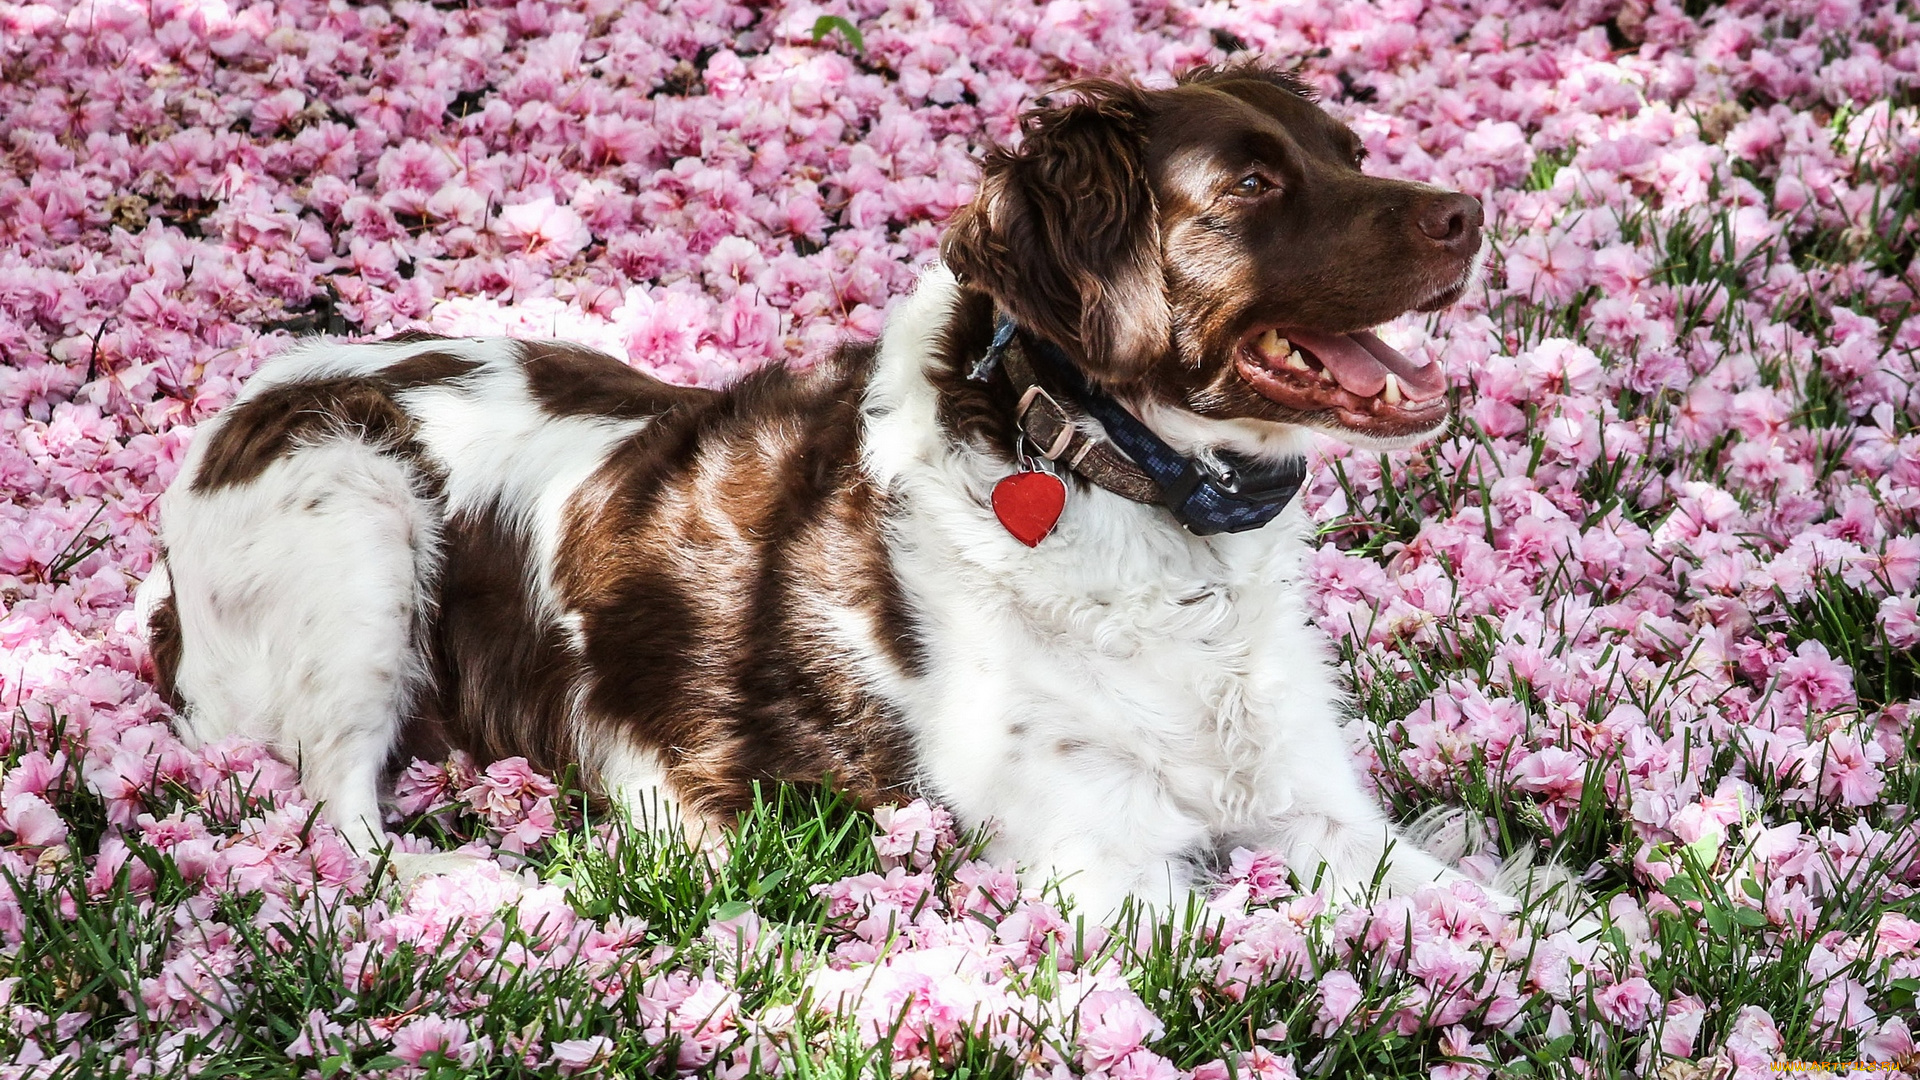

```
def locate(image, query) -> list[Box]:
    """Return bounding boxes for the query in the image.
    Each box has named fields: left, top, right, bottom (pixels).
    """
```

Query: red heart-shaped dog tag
left=991, top=471, right=1066, bottom=547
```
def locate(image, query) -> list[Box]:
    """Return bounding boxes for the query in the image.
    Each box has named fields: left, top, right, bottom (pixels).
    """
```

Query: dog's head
left=942, top=63, right=1483, bottom=451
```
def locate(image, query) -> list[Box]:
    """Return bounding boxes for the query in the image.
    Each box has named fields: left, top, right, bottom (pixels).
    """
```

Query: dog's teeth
left=1256, top=330, right=1286, bottom=359
left=1382, top=372, right=1403, bottom=405
left=1317, top=365, right=1335, bottom=383
left=1284, top=349, right=1311, bottom=372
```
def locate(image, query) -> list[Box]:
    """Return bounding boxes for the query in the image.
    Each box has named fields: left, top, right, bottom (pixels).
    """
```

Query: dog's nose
left=1417, top=193, right=1483, bottom=254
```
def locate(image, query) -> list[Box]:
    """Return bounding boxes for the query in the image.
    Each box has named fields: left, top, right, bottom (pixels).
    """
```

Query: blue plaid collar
left=973, top=311, right=1306, bottom=537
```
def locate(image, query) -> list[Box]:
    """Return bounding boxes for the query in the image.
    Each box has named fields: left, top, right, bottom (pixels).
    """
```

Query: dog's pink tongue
left=1355, top=331, right=1447, bottom=400
left=1285, top=328, right=1445, bottom=401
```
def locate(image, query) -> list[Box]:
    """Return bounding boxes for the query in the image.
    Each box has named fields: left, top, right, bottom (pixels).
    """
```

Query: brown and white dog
left=139, top=63, right=1489, bottom=916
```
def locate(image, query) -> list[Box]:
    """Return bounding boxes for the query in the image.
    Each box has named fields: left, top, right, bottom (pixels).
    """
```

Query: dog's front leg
left=971, top=760, right=1215, bottom=922
left=913, top=684, right=1216, bottom=920
left=1256, top=713, right=1475, bottom=906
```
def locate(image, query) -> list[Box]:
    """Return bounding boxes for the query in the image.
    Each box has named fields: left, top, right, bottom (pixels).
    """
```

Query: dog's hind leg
left=588, top=733, right=736, bottom=861
left=159, top=440, right=442, bottom=860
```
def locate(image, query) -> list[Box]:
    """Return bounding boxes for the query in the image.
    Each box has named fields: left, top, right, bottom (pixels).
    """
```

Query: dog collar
left=972, top=312, right=1307, bottom=536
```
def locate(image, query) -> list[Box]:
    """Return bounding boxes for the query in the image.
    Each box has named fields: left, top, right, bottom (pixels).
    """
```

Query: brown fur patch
left=189, top=351, right=480, bottom=492
left=417, top=502, right=582, bottom=774
left=553, top=348, right=920, bottom=819
left=147, top=590, right=184, bottom=710
left=846, top=481, right=928, bottom=681
left=385, top=350, right=482, bottom=389
left=926, top=286, right=1022, bottom=460
left=190, top=378, right=417, bottom=492
left=168, top=335, right=930, bottom=823
left=521, top=341, right=713, bottom=421
left=942, top=79, right=1169, bottom=386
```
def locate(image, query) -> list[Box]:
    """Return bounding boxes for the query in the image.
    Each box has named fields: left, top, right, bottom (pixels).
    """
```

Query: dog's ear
left=942, top=82, right=1170, bottom=386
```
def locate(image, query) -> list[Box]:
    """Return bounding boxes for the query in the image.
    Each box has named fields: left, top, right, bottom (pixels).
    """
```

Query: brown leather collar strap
left=998, top=339, right=1163, bottom=505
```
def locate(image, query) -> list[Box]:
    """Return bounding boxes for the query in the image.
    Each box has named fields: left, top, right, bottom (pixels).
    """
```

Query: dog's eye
left=1232, top=174, right=1272, bottom=197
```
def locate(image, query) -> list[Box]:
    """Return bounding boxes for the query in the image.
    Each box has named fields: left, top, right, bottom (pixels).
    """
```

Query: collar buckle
left=1196, top=452, right=1306, bottom=503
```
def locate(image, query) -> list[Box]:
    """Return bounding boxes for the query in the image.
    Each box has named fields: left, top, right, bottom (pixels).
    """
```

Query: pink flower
left=497, top=197, right=592, bottom=263
left=1, top=751, right=65, bottom=803
left=1238, top=1046, right=1300, bottom=1079
left=1508, top=747, right=1586, bottom=802
left=550, top=1035, right=615, bottom=1074
left=618, top=288, right=715, bottom=379
left=1109, top=1049, right=1183, bottom=1080
left=1593, top=977, right=1659, bottom=1031
left=1076, top=987, right=1165, bottom=1070
left=2, top=793, right=67, bottom=848
left=389, top=861, right=525, bottom=951
left=284, top=1008, right=344, bottom=1060
left=713, top=290, right=780, bottom=358
left=1721, top=1005, right=1783, bottom=1070
left=392, top=756, right=463, bottom=816
left=1775, top=640, right=1856, bottom=714
left=1811, top=733, right=1884, bottom=808
left=1860, top=1016, right=1915, bottom=1063
left=1660, top=996, right=1708, bottom=1058
left=250, top=89, right=307, bottom=135
left=1431, top=1026, right=1492, bottom=1080
left=1316, top=971, right=1365, bottom=1031
left=1879, top=594, right=1920, bottom=649
left=391, top=1015, right=477, bottom=1067
left=460, top=757, right=559, bottom=824
left=1226, top=848, right=1295, bottom=904
left=582, top=115, right=656, bottom=166
left=1667, top=787, right=1747, bottom=849
left=1873, top=911, right=1920, bottom=957
left=1504, top=236, right=1590, bottom=304
left=1459, top=121, right=1533, bottom=183
left=873, top=799, right=955, bottom=871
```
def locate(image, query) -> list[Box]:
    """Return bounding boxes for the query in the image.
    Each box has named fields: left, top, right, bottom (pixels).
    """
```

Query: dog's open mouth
left=1233, top=326, right=1448, bottom=433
